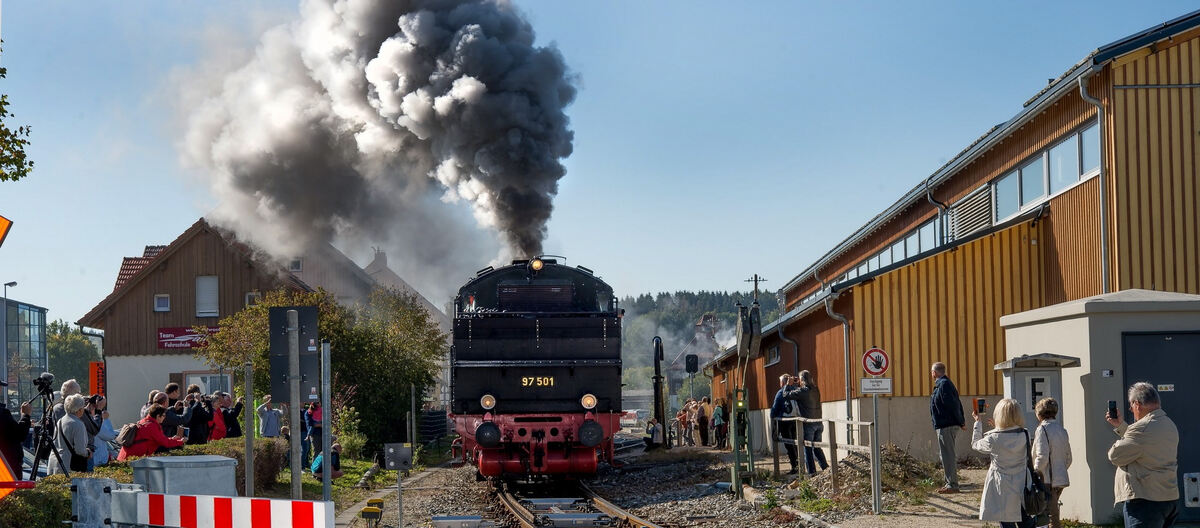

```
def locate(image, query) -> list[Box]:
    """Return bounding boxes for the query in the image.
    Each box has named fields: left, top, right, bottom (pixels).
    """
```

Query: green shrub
left=0, top=475, right=72, bottom=528
left=114, top=437, right=289, bottom=496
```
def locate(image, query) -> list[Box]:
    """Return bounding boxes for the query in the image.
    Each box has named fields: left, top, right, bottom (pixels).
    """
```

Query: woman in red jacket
left=117, top=404, right=186, bottom=461
left=208, top=394, right=227, bottom=441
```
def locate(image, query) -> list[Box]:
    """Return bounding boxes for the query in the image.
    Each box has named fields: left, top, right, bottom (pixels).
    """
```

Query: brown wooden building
left=710, top=9, right=1200, bottom=458
left=77, top=218, right=311, bottom=426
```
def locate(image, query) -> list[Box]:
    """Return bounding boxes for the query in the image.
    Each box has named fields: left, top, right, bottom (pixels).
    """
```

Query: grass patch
left=272, top=457, right=383, bottom=512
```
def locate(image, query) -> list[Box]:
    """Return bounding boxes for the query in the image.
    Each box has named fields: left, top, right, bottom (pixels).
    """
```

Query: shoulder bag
left=1022, top=429, right=1052, bottom=516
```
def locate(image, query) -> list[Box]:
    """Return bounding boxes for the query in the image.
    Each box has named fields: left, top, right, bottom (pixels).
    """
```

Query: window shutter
left=196, top=275, right=219, bottom=317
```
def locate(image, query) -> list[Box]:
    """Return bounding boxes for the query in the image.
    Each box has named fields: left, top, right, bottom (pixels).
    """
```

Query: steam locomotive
left=450, top=258, right=622, bottom=479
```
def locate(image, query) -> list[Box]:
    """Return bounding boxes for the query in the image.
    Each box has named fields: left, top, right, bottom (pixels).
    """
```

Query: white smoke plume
left=179, top=0, right=575, bottom=298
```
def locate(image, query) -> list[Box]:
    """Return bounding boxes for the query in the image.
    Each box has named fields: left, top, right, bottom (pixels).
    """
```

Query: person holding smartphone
left=1106, top=382, right=1179, bottom=528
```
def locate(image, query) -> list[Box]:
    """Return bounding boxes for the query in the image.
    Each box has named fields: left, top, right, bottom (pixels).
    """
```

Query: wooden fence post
left=827, top=418, right=838, bottom=491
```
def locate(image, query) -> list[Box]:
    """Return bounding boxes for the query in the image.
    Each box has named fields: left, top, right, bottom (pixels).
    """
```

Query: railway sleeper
left=520, top=497, right=591, bottom=512
left=539, top=513, right=614, bottom=527
left=431, top=515, right=500, bottom=528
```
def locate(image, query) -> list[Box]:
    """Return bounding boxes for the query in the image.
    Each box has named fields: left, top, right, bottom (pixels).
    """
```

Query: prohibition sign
left=863, top=347, right=889, bottom=377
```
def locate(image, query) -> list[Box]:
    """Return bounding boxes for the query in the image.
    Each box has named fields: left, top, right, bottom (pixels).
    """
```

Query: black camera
left=32, top=372, right=55, bottom=394
left=88, top=394, right=102, bottom=406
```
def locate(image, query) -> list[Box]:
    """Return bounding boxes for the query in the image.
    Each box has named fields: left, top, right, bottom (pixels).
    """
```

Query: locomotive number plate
left=522, top=376, right=555, bottom=387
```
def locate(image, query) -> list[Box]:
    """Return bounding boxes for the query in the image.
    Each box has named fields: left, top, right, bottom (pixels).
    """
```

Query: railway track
left=433, top=481, right=666, bottom=528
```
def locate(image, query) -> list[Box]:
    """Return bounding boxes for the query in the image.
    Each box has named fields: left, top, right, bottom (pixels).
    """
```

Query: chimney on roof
left=370, top=247, right=387, bottom=268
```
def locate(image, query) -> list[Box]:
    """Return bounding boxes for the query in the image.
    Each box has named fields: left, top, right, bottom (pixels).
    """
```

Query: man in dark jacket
left=929, top=362, right=965, bottom=493
left=0, top=382, right=32, bottom=476
left=220, top=394, right=244, bottom=438
left=770, top=374, right=802, bottom=474
left=185, top=389, right=214, bottom=445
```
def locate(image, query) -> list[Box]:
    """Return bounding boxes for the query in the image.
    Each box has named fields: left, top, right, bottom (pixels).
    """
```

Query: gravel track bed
left=591, top=454, right=817, bottom=527
left=349, top=466, right=498, bottom=528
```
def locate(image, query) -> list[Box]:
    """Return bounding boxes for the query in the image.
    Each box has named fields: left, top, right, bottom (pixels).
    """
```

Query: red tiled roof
left=114, top=256, right=154, bottom=291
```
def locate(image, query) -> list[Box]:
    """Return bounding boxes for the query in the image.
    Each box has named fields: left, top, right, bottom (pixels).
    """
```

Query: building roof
left=78, top=218, right=312, bottom=327
left=363, top=250, right=451, bottom=331
left=781, top=8, right=1200, bottom=296
left=999, top=289, right=1200, bottom=327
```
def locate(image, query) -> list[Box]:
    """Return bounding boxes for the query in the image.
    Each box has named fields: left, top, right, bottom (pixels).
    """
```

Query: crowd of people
left=931, top=362, right=1180, bottom=528
left=0, top=378, right=338, bottom=480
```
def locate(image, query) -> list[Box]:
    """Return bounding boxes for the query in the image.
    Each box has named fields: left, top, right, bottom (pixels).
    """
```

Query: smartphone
left=976, top=398, right=987, bottom=414
left=181, top=427, right=190, bottom=438
left=1107, top=400, right=1118, bottom=420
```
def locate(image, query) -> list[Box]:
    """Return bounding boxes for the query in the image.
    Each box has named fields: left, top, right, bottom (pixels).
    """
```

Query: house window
left=245, top=292, right=262, bottom=307
left=765, top=345, right=780, bottom=367
left=1048, top=135, right=1079, bottom=194
left=1020, top=155, right=1046, bottom=206
left=183, top=371, right=231, bottom=394
left=288, top=258, right=303, bottom=272
left=1081, top=123, right=1100, bottom=174
left=196, top=275, right=219, bottom=317
left=995, top=171, right=1019, bottom=220
left=154, top=294, right=170, bottom=312
left=919, top=220, right=937, bottom=252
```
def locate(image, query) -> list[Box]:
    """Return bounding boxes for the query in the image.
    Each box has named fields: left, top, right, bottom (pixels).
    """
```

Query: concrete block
left=130, top=455, right=238, bottom=497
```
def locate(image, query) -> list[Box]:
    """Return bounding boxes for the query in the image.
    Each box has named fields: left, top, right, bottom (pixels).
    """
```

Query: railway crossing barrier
left=69, top=477, right=334, bottom=528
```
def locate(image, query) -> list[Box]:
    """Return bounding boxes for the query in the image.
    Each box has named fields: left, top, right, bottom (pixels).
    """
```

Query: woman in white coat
left=1031, top=397, right=1071, bottom=528
left=972, top=398, right=1034, bottom=528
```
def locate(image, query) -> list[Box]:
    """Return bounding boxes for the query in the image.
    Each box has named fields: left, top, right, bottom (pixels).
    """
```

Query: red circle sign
left=863, top=348, right=889, bottom=377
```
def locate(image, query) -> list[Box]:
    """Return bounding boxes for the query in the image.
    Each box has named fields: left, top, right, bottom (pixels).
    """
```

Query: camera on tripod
left=32, top=372, right=55, bottom=395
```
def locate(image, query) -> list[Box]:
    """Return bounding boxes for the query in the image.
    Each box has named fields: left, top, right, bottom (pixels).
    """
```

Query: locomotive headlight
left=480, top=394, right=497, bottom=410
left=580, top=393, right=598, bottom=410
left=530, top=258, right=544, bottom=271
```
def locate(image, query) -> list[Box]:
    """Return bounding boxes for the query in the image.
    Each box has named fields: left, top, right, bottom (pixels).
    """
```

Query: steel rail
left=577, top=482, right=663, bottom=528
left=495, top=484, right=540, bottom=528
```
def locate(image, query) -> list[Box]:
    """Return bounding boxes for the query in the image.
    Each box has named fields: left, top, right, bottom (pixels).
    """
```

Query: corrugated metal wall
left=1044, top=177, right=1103, bottom=304
left=851, top=222, right=1044, bottom=397
left=1111, top=34, right=1200, bottom=294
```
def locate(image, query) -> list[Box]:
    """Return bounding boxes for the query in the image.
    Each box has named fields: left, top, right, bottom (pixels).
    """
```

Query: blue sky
left=1, top=1, right=1196, bottom=324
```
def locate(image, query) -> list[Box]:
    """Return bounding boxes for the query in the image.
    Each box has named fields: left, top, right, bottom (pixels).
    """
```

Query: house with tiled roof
left=79, top=218, right=453, bottom=426
left=78, top=218, right=313, bottom=426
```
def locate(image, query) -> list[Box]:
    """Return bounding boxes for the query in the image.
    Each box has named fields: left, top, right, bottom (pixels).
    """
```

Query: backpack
left=115, top=423, right=140, bottom=448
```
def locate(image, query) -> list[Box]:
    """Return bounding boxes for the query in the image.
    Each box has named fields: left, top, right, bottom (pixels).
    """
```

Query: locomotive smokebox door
left=384, top=443, right=413, bottom=471
left=685, top=354, right=698, bottom=374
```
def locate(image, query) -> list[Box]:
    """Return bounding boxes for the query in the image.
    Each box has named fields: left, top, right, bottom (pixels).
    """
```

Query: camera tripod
left=27, top=388, right=68, bottom=480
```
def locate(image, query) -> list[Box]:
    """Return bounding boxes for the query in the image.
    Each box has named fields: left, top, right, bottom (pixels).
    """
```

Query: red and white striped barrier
left=136, top=492, right=334, bottom=528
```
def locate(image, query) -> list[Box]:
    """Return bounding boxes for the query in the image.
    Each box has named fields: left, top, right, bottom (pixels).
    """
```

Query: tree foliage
left=46, top=320, right=99, bottom=393
left=619, top=290, right=781, bottom=368
left=0, top=42, right=34, bottom=182
left=194, top=287, right=446, bottom=450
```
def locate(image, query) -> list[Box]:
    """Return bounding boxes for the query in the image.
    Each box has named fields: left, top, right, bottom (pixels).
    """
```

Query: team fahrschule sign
left=157, top=327, right=220, bottom=349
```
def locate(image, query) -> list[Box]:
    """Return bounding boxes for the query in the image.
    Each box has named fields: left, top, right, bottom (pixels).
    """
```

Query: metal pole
left=321, top=341, right=332, bottom=502
left=397, top=456, right=404, bottom=528
left=410, top=383, right=417, bottom=445
left=244, top=362, right=255, bottom=497
left=871, top=394, right=882, bottom=514
left=287, top=309, right=302, bottom=500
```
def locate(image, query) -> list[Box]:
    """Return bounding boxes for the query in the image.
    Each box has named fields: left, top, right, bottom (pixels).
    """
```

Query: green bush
left=0, top=475, right=72, bottom=528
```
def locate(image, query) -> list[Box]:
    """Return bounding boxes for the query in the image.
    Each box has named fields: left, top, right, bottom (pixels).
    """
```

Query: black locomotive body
left=451, top=258, right=622, bottom=478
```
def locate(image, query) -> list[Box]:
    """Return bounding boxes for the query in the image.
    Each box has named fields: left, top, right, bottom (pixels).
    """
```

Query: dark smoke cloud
left=180, top=0, right=576, bottom=287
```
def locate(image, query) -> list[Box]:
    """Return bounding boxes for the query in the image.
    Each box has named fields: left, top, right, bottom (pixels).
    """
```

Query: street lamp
left=1, top=281, right=14, bottom=404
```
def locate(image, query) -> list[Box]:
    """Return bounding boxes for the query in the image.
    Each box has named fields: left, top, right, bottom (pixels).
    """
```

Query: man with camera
left=184, top=385, right=214, bottom=445
left=219, top=393, right=245, bottom=439
left=0, top=380, right=32, bottom=474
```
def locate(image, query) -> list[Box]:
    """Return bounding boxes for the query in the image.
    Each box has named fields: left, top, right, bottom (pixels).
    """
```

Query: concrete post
left=287, top=309, right=302, bottom=500
left=244, top=362, right=254, bottom=497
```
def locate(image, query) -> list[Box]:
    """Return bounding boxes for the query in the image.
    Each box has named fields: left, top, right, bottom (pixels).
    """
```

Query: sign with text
left=860, top=378, right=893, bottom=394
left=89, top=361, right=106, bottom=397
left=157, top=327, right=219, bottom=349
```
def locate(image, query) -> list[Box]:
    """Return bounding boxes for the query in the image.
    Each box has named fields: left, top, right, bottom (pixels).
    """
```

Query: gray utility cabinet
left=1123, top=332, right=1200, bottom=520
left=129, top=455, right=238, bottom=497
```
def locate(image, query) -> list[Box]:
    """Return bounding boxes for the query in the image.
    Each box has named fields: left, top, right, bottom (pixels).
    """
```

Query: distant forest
left=618, top=290, right=782, bottom=371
